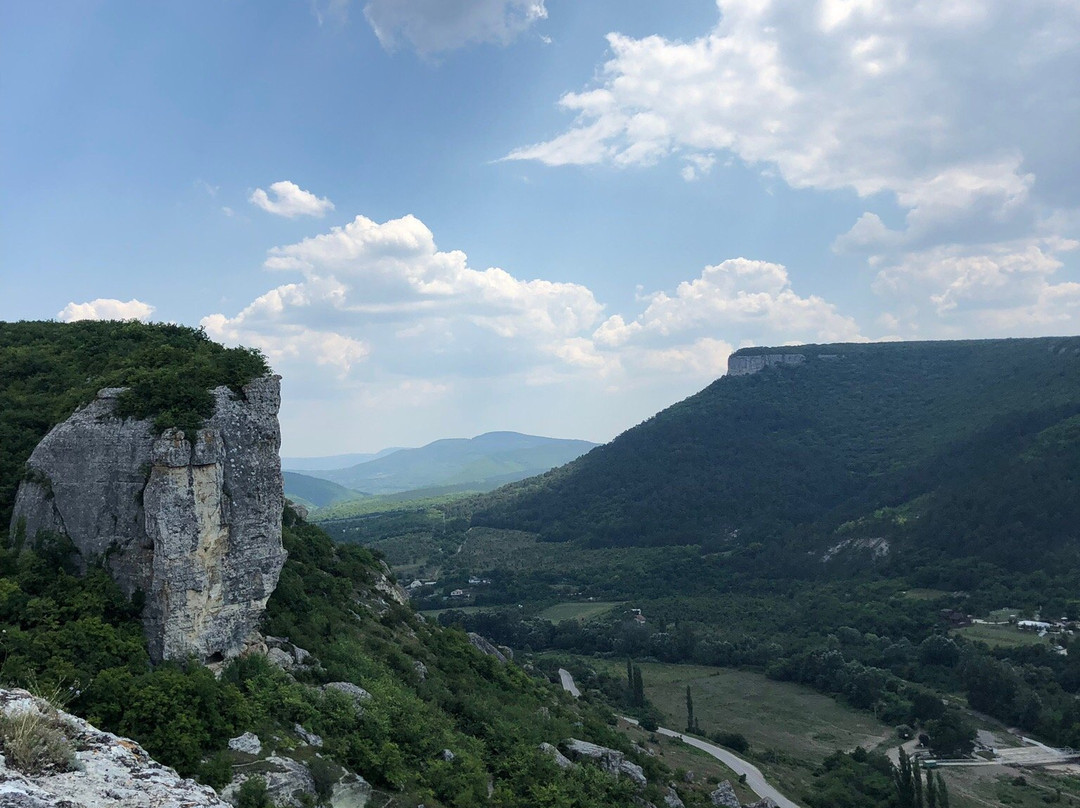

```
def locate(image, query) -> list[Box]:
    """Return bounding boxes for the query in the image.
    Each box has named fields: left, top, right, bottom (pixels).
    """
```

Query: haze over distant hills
left=285, top=431, right=597, bottom=502
left=281, top=447, right=404, bottom=471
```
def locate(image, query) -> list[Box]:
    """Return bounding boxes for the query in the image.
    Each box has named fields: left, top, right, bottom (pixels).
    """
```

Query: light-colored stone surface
left=563, top=738, right=647, bottom=788
left=294, top=723, right=323, bottom=747
left=0, top=688, right=229, bottom=808
left=222, top=755, right=315, bottom=808
left=324, top=682, right=372, bottom=704
left=727, top=354, right=807, bottom=376
left=228, top=732, right=262, bottom=755
left=663, top=786, right=686, bottom=808
left=709, top=780, right=740, bottom=807
left=9, top=376, right=287, bottom=664
left=539, top=742, right=573, bottom=769
left=467, top=632, right=511, bottom=663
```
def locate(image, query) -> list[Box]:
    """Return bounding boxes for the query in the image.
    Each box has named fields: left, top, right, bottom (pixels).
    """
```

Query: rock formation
left=726, top=353, right=807, bottom=376
left=9, top=376, right=287, bottom=663
left=0, top=687, right=229, bottom=808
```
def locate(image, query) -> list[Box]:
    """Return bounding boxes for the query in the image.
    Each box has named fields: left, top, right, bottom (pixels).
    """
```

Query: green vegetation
left=951, top=623, right=1051, bottom=649
left=0, top=320, right=268, bottom=527
left=282, top=471, right=366, bottom=509
left=538, top=601, right=621, bottom=623
left=0, top=511, right=674, bottom=806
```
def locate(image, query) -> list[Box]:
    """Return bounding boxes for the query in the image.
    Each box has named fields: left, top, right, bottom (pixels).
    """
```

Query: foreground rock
left=9, top=377, right=287, bottom=663
left=0, top=688, right=228, bottom=808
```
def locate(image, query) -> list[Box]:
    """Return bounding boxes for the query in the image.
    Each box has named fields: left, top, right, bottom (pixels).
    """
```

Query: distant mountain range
left=283, top=431, right=597, bottom=504
left=281, top=447, right=403, bottom=471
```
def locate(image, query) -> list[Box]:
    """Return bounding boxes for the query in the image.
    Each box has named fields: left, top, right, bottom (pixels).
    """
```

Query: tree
left=685, top=686, right=694, bottom=733
left=632, top=666, right=644, bottom=708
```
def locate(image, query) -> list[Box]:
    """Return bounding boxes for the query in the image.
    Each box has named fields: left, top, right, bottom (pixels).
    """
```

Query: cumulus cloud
left=205, top=212, right=868, bottom=451
left=207, top=213, right=862, bottom=383
left=250, top=181, right=334, bottom=218
left=870, top=236, right=1080, bottom=335
left=57, top=298, right=156, bottom=322
left=363, top=0, right=546, bottom=55
left=506, top=1, right=1080, bottom=249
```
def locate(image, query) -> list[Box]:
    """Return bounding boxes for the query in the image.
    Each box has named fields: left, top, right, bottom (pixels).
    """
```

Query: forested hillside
left=473, top=337, right=1080, bottom=571
left=0, top=321, right=697, bottom=808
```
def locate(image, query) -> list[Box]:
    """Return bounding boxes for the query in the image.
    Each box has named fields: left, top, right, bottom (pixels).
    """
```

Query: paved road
left=557, top=668, right=801, bottom=807
left=558, top=668, right=581, bottom=698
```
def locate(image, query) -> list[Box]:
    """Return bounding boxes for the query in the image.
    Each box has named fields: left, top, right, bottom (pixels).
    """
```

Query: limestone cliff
left=726, top=353, right=807, bottom=376
left=9, top=376, right=286, bottom=663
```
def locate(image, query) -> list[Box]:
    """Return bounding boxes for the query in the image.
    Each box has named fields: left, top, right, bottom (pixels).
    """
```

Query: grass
left=616, top=718, right=760, bottom=806
left=941, top=763, right=1080, bottom=808
left=0, top=704, right=76, bottom=775
left=952, top=623, right=1052, bottom=649
left=539, top=601, right=622, bottom=623
left=575, top=657, right=892, bottom=803
left=903, top=588, right=954, bottom=600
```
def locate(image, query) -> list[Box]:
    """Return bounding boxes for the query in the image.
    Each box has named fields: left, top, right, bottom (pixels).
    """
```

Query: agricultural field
left=539, top=601, right=622, bottom=623
left=572, top=657, right=893, bottom=802
left=952, top=623, right=1052, bottom=649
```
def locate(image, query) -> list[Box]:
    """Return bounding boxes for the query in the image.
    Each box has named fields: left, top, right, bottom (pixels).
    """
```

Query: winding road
left=557, top=669, right=801, bottom=808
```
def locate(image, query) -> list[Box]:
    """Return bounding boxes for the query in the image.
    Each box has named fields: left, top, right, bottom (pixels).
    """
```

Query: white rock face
left=9, top=377, right=287, bottom=663
left=0, top=688, right=229, bottom=808
left=727, top=354, right=806, bottom=376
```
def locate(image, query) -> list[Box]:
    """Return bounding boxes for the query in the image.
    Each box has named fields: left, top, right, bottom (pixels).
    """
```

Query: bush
left=0, top=708, right=75, bottom=775
left=710, top=730, right=749, bottom=753
left=236, top=776, right=272, bottom=808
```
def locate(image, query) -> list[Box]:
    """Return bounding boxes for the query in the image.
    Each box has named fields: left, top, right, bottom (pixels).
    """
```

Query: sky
left=2, top=0, right=1079, bottom=455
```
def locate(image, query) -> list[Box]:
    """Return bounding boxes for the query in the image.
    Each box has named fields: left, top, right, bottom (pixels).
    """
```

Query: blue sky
left=3, top=1, right=1079, bottom=454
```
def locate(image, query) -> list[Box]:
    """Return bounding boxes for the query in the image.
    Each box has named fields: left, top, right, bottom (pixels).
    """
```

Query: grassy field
left=574, top=657, right=892, bottom=803
left=539, top=601, right=622, bottom=623
left=952, top=623, right=1051, bottom=649
left=902, top=588, right=954, bottom=600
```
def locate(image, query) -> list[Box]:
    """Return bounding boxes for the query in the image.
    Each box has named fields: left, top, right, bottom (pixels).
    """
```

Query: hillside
left=472, top=337, right=1080, bottom=571
left=0, top=320, right=703, bottom=808
left=281, top=448, right=403, bottom=471
left=309, top=431, right=597, bottom=495
left=283, top=470, right=366, bottom=508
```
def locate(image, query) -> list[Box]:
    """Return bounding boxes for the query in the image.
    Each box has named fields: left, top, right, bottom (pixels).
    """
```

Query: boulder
left=709, top=780, right=741, bottom=808
left=324, top=682, right=372, bottom=702
left=563, top=739, right=647, bottom=788
left=227, top=732, right=262, bottom=755
left=294, top=723, right=323, bottom=747
left=663, top=787, right=686, bottom=808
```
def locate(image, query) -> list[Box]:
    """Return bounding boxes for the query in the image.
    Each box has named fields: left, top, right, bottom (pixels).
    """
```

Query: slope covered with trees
left=472, top=337, right=1080, bottom=572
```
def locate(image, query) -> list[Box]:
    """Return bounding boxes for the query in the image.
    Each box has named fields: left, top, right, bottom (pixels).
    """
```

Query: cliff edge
left=9, top=375, right=287, bottom=663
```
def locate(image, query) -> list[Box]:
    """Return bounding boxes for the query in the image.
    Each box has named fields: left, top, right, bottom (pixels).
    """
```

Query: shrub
left=236, top=776, right=272, bottom=808
left=0, top=708, right=76, bottom=774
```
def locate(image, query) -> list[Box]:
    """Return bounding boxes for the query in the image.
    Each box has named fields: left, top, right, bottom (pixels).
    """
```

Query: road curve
left=556, top=668, right=800, bottom=807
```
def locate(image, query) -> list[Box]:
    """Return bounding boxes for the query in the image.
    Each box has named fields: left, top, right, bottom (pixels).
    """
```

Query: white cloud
left=363, top=0, right=546, bottom=55
left=250, top=181, right=334, bottom=218
left=206, top=212, right=865, bottom=451
left=57, top=298, right=156, bottom=322
left=506, top=1, right=1080, bottom=248
left=871, top=236, right=1080, bottom=334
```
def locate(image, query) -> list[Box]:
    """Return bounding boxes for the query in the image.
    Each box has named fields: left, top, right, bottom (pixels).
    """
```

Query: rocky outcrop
left=467, top=632, right=513, bottom=663
left=709, top=781, right=741, bottom=807
left=562, top=739, right=647, bottom=788
left=727, top=354, right=806, bottom=376
left=9, top=376, right=287, bottom=664
left=0, top=688, right=229, bottom=808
